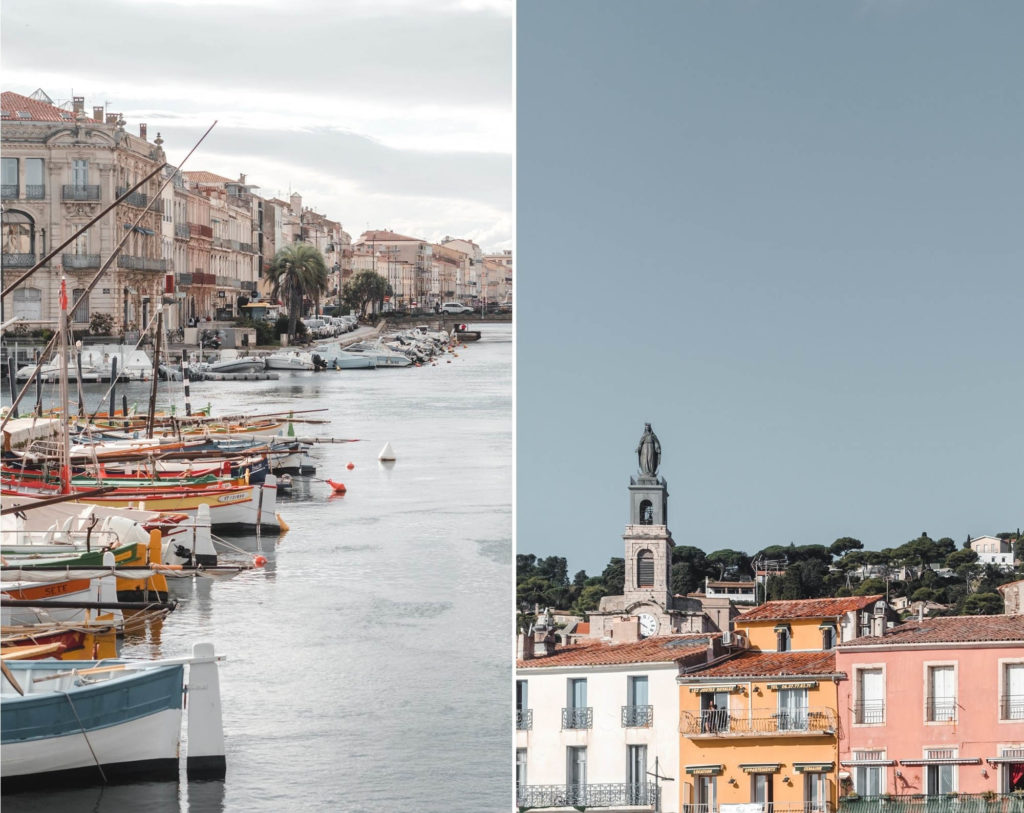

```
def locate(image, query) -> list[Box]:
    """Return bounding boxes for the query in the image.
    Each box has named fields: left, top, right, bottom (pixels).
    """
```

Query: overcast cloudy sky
left=1, top=0, right=513, bottom=249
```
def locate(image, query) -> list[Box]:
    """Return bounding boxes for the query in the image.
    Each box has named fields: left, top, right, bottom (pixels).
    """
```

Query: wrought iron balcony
left=176, top=272, right=193, bottom=286
left=1, top=184, right=18, bottom=199
left=189, top=223, right=213, bottom=239
left=684, top=805, right=832, bottom=813
left=854, top=700, right=885, bottom=725
left=516, top=708, right=533, bottom=730
left=561, top=707, right=593, bottom=729
left=680, top=706, right=837, bottom=737
left=926, top=698, right=957, bottom=723
left=116, top=187, right=149, bottom=208
left=117, top=255, right=168, bottom=272
left=1001, top=694, right=1024, bottom=720
left=175, top=223, right=190, bottom=239
left=839, top=795, right=1020, bottom=813
left=2, top=253, right=36, bottom=268
left=25, top=184, right=45, bottom=199
left=517, top=782, right=657, bottom=809
left=622, top=704, right=654, bottom=727
left=192, top=272, right=216, bottom=286
left=63, top=253, right=101, bottom=269
left=240, top=242, right=254, bottom=253
left=62, top=184, right=101, bottom=200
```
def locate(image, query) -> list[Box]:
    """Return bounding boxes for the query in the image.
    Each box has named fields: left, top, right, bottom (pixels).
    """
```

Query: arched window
left=639, top=499, right=653, bottom=525
left=2, top=209, right=35, bottom=260
left=637, top=549, right=654, bottom=588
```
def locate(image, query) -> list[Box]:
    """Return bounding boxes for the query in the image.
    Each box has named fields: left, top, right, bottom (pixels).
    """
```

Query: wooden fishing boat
left=2, top=621, right=118, bottom=660
left=2, top=476, right=281, bottom=532
left=1, top=642, right=226, bottom=792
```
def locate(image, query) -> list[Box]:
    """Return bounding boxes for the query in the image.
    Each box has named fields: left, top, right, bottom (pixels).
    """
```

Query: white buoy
left=378, top=441, right=396, bottom=461
left=186, top=642, right=226, bottom=779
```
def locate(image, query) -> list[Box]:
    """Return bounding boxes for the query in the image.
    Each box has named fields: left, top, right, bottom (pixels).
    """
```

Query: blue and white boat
left=1, top=642, right=225, bottom=792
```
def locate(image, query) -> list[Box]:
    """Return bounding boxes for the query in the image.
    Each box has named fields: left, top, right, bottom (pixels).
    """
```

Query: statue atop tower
left=636, top=422, right=661, bottom=479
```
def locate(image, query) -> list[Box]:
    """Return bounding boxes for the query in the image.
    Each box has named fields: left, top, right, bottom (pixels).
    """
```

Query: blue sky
left=517, top=0, right=1023, bottom=577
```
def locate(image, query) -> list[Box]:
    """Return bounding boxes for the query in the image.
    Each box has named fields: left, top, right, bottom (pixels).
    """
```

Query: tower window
left=637, top=549, right=654, bottom=587
left=639, top=499, right=653, bottom=525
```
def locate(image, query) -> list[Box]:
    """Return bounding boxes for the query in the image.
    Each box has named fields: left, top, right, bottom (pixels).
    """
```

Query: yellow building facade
left=677, top=596, right=885, bottom=813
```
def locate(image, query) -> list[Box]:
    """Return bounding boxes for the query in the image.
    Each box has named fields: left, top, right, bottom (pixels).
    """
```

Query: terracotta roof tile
left=739, top=595, right=883, bottom=622
left=683, top=650, right=838, bottom=679
left=1, top=91, right=76, bottom=122
left=183, top=171, right=236, bottom=185
left=518, top=634, right=715, bottom=669
left=357, top=230, right=422, bottom=243
left=839, top=614, right=1024, bottom=648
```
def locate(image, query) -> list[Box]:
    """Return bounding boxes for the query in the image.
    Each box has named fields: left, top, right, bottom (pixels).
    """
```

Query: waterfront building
left=836, top=614, right=1024, bottom=800
left=354, top=230, right=433, bottom=309
left=2, top=90, right=166, bottom=332
left=677, top=595, right=891, bottom=813
left=517, top=618, right=717, bottom=812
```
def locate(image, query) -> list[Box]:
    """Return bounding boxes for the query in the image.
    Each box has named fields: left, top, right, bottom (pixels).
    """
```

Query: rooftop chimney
left=72, top=96, right=85, bottom=115
left=105, top=113, right=118, bottom=125
left=611, top=617, right=641, bottom=643
left=92, top=106, right=104, bottom=123
left=139, top=123, right=147, bottom=140
left=518, top=632, right=535, bottom=661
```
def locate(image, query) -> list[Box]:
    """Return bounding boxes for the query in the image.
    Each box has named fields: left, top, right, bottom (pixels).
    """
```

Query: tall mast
left=58, top=276, right=72, bottom=494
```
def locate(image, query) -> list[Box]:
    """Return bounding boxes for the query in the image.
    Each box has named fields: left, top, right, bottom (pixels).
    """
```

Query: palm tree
left=266, top=243, right=328, bottom=341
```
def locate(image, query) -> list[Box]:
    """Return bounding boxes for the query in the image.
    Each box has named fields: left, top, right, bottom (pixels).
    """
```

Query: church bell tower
left=623, top=423, right=673, bottom=604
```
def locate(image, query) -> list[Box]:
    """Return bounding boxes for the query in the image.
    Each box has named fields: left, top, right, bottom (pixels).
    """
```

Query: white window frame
left=924, top=748, right=957, bottom=796
left=854, top=663, right=886, bottom=726
left=924, top=661, right=958, bottom=724
left=999, top=659, right=1024, bottom=723
left=852, top=750, right=886, bottom=796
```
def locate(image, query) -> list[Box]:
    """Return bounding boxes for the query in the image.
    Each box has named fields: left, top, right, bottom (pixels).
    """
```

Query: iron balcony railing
left=561, top=707, right=593, bottom=730
left=176, top=273, right=193, bottom=286
left=517, top=782, right=658, bottom=808
left=190, top=223, right=213, bottom=239
left=62, top=184, right=101, bottom=200
left=1, top=184, right=17, bottom=199
left=62, top=253, right=100, bottom=269
left=684, top=804, right=832, bottom=813
left=2, top=253, right=36, bottom=268
left=926, top=698, right=957, bottom=723
left=839, top=794, right=1024, bottom=813
left=175, top=223, right=190, bottom=239
left=622, top=704, right=654, bottom=727
left=1001, top=694, right=1024, bottom=720
left=117, top=255, right=168, bottom=272
left=25, top=184, right=45, bottom=199
left=116, top=187, right=149, bottom=208
left=516, top=708, right=533, bottom=730
left=854, top=700, right=886, bottom=725
left=680, top=706, right=837, bottom=737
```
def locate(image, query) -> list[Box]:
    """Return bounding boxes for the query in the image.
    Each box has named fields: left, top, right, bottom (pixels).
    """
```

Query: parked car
left=441, top=301, right=473, bottom=314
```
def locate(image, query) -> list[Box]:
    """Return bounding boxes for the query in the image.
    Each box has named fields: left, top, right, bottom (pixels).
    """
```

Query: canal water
left=3, top=324, right=512, bottom=812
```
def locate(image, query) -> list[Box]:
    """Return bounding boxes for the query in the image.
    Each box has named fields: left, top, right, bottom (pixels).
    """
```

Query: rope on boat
left=61, top=689, right=109, bottom=784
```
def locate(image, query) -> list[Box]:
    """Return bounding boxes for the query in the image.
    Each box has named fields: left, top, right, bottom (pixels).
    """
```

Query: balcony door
left=72, top=159, right=89, bottom=188
left=778, top=688, right=808, bottom=731
left=567, top=746, right=586, bottom=804
left=805, top=772, right=827, bottom=813
left=627, top=745, right=648, bottom=805
left=568, top=677, right=586, bottom=710
left=700, top=690, right=729, bottom=732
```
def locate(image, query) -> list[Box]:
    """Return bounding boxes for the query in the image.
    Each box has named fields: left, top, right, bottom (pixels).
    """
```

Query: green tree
left=706, top=549, right=752, bottom=579
left=961, top=592, right=1003, bottom=615
left=601, top=558, right=625, bottom=596
left=342, top=270, right=389, bottom=317
left=830, top=537, right=863, bottom=558
left=266, top=243, right=328, bottom=341
left=670, top=546, right=710, bottom=595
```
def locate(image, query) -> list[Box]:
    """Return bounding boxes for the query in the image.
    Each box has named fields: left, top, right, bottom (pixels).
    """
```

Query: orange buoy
left=346, top=462, right=355, bottom=470
left=253, top=555, right=267, bottom=567
left=327, top=479, right=347, bottom=494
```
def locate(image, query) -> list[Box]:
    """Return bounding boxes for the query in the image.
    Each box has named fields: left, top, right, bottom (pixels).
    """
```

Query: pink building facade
left=836, top=615, right=1024, bottom=799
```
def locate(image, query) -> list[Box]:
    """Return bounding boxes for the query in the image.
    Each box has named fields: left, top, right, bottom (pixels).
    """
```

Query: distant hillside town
left=516, top=423, right=1023, bottom=812
left=1, top=89, right=512, bottom=333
